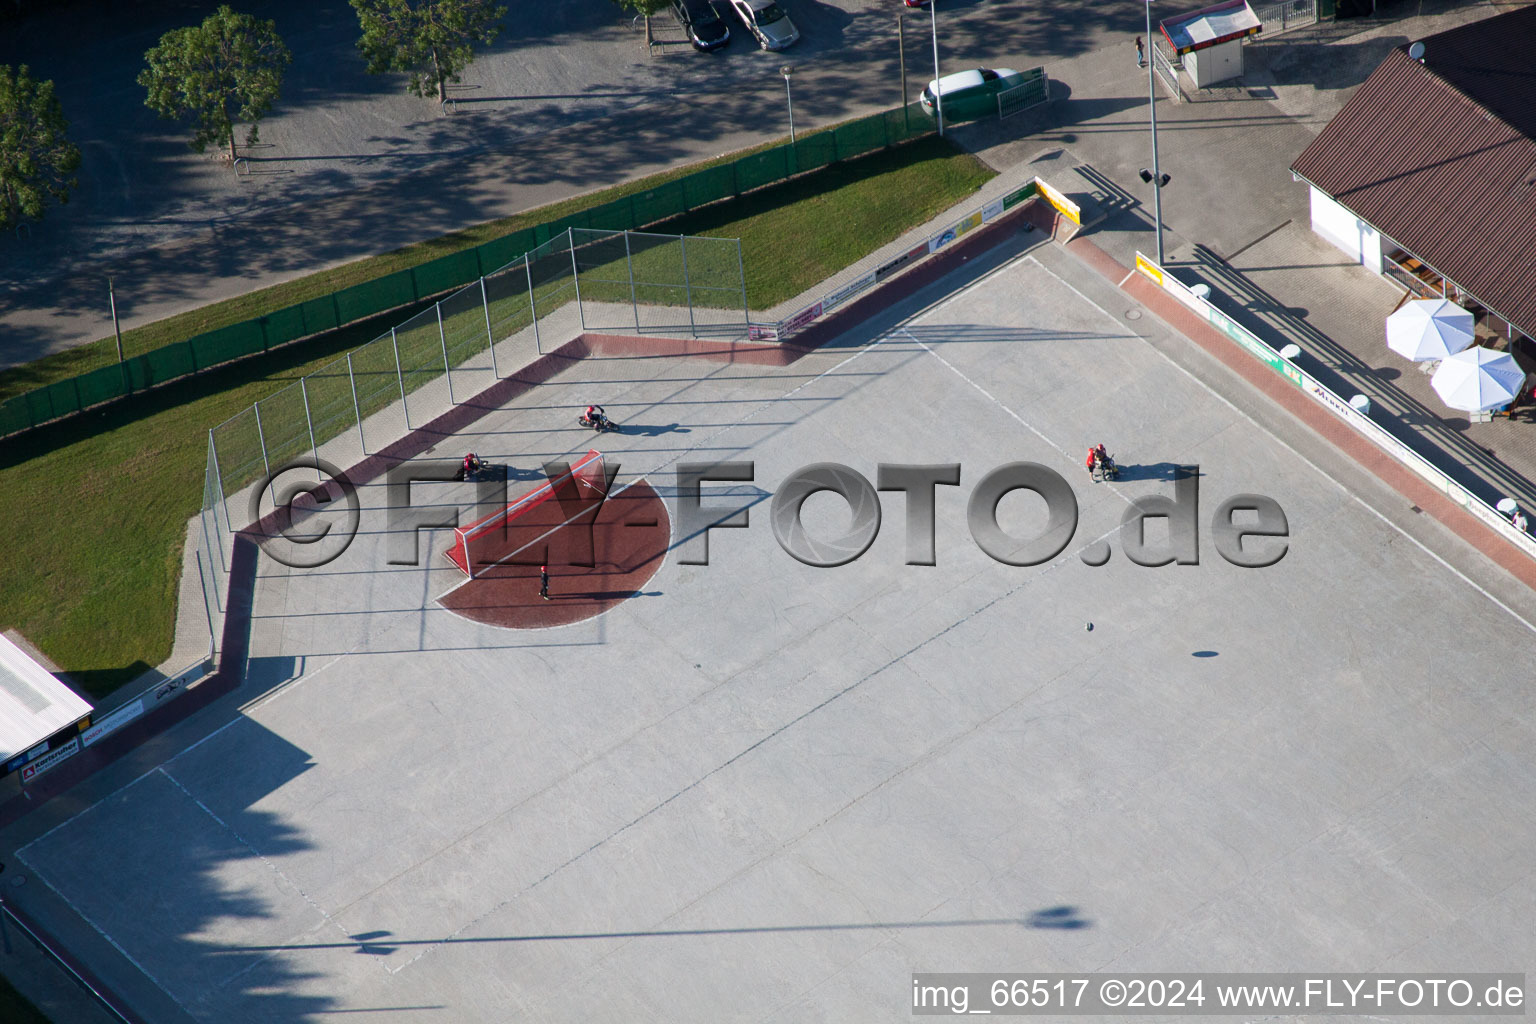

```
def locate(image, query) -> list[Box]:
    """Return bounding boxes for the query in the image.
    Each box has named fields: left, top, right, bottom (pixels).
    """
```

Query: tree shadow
left=16, top=712, right=341, bottom=1020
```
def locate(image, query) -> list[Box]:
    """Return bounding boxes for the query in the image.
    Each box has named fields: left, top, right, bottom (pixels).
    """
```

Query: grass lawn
left=0, top=119, right=951, bottom=402
left=0, top=974, right=52, bottom=1024
left=0, top=135, right=994, bottom=698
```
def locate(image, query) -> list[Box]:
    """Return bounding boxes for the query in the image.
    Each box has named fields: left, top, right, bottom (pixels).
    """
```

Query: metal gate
left=1151, top=38, right=1184, bottom=103
left=998, top=67, right=1051, bottom=118
left=1252, top=0, right=1317, bottom=36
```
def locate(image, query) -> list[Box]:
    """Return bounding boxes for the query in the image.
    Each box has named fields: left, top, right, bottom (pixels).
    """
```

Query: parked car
left=726, top=0, right=799, bottom=50
left=919, top=67, right=1027, bottom=121
left=672, top=0, right=730, bottom=51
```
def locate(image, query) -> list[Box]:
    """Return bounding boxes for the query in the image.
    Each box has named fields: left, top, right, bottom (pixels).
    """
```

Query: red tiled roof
left=1290, top=5, right=1536, bottom=338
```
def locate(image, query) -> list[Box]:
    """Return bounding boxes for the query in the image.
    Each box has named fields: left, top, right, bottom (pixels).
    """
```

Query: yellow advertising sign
left=1135, top=253, right=1163, bottom=285
left=1032, top=177, right=1082, bottom=226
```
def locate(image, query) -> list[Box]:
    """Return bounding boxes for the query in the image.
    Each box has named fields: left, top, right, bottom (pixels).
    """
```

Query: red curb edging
left=0, top=198, right=1055, bottom=834
left=1064, top=234, right=1536, bottom=593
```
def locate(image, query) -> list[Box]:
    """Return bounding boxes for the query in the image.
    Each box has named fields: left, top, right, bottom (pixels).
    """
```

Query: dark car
left=673, top=0, right=731, bottom=51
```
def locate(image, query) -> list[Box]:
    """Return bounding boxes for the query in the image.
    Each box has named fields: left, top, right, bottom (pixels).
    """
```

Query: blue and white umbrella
left=1430, top=347, right=1526, bottom=412
left=1386, top=298, right=1475, bottom=361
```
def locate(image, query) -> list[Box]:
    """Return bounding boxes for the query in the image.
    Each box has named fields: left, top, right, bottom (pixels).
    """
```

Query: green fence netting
left=736, top=147, right=791, bottom=194
left=477, top=227, right=538, bottom=274
left=791, top=132, right=837, bottom=176
left=25, top=378, right=80, bottom=425
left=683, top=163, right=737, bottom=209
left=335, top=268, right=416, bottom=325
left=76, top=363, right=130, bottom=409
left=0, top=395, right=29, bottom=437
left=584, top=197, right=636, bottom=234
left=258, top=305, right=309, bottom=350
left=631, top=179, right=689, bottom=228
left=129, top=342, right=196, bottom=390
left=833, top=115, right=888, bottom=160
left=413, top=248, right=482, bottom=299
left=190, top=320, right=265, bottom=372
left=6, top=101, right=941, bottom=438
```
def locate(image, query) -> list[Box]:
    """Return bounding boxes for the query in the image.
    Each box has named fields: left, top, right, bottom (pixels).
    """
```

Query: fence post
left=436, top=302, right=455, bottom=405
left=679, top=234, right=697, bottom=337
left=195, top=548, right=218, bottom=658
left=346, top=352, right=366, bottom=455
left=737, top=238, right=749, bottom=330
left=480, top=277, right=499, bottom=378
left=210, top=430, right=234, bottom=537
left=527, top=256, right=541, bottom=355
left=624, top=231, right=640, bottom=332
left=568, top=227, right=586, bottom=331
left=252, top=401, right=275, bottom=510
left=300, top=377, right=321, bottom=482
left=391, top=326, right=410, bottom=429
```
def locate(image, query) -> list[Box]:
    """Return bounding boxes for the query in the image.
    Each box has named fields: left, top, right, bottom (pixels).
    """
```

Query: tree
left=138, top=6, right=291, bottom=163
left=350, top=0, right=507, bottom=105
left=0, top=64, right=81, bottom=231
left=609, top=0, right=670, bottom=51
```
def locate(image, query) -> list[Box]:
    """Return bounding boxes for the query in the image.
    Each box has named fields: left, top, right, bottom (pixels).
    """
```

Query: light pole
left=930, top=1, right=944, bottom=136
left=781, top=65, right=796, bottom=144
left=1143, top=0, right=1168, bottom=265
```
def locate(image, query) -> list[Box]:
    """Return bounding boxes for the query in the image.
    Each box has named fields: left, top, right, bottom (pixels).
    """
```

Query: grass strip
left=0, top=135, right=993, bottom=698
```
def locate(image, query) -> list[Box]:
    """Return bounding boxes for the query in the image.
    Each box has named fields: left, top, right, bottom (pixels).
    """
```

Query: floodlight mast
left=1146, top=0, right=1166, bottom=265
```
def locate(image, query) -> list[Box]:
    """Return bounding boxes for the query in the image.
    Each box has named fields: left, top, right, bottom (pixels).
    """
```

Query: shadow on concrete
left=1172, top=245, right=1536, bottom=510
left=17, top=705, right=339, bottom=1021
left=1113, top=460, right=1192, bottom=482
left=207, top=904, right=1094, bottom=954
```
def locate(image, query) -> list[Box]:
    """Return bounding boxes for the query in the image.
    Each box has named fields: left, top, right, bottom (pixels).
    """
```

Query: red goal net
left=445, top=450, right=608, bottom=577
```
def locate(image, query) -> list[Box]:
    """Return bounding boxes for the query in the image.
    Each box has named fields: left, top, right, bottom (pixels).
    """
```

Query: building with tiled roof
left=1290, top=4, right=1536, bottom=356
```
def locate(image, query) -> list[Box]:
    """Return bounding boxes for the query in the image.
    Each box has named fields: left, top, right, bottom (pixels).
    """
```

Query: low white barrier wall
left=1133, top=252, right=1536, bottom=561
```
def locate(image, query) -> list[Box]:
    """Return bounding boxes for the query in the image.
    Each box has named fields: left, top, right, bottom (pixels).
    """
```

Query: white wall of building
left=1309, top=186, right=1382, bottom=274
left=1187, top=39, right=1244, bottom=87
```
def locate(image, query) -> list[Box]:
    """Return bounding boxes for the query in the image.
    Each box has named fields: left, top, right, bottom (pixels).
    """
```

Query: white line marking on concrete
left=899, top=325, right=1148, bottom=517
left=157, top=766, right=383, bottom=985
left=390, top=332, right=913, bottom=973
left=1028, top=254, right=1536, bottom=636
left=12, top=847, right=197, bottom=1017
left=437, top=333, right=901, bottom=603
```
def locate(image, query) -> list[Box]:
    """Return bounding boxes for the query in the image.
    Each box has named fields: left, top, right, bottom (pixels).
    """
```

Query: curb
left=1064, top=233, right=1536, bottom=593
left=0, top=197, right=1055, bottom=833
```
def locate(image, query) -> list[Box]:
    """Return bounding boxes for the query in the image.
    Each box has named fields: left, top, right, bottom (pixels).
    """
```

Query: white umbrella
left=1386, top=298, right=1475, bottom=361
left=1430, top=347, right=1526, bottom=411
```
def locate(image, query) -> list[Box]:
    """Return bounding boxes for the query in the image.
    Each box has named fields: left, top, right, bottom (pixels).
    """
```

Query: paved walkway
left=945, top=0, right=1536, bottom=519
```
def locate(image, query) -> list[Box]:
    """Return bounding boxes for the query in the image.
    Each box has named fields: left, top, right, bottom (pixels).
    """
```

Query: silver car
left=727, top=0, right=799, bottom=50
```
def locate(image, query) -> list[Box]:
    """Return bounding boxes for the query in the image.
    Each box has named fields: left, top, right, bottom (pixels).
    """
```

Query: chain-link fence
left=198, top=434, right=228, bottom=656
left=574, top=229, right=748, bottom=337
left=206, top=229, right=746, bottom=531
left=5, top=101, right=934, bottom=442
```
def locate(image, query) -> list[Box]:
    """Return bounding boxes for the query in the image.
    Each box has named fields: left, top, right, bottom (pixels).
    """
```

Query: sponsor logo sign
left=21, top=737, right=80, bottom=784
left=875, top=243, right=928, bottom=283
left=821, top=272, right=877, bottom=315
left=82, top=698, right=146, bottom=748
left=1035, top=177, right=1082, bottom=225
left=780, top=302, right=823, bottom=337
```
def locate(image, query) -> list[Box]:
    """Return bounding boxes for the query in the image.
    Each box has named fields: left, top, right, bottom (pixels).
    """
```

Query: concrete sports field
left=12, top=238, right=1536, bottom=1022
